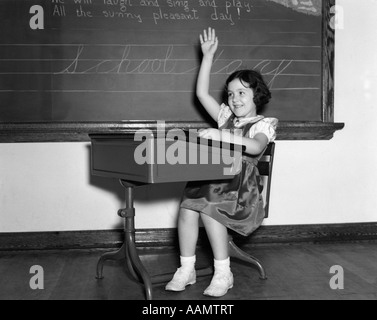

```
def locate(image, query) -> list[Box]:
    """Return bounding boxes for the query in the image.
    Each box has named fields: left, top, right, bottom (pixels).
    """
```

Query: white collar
left=233, top=115, right=264, bottom=127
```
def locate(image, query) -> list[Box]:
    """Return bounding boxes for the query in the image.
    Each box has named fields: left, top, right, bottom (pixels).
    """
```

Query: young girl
left=166, top=28, right=278, bottom=297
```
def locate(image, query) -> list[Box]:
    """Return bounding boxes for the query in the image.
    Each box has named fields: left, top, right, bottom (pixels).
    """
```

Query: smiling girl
left=165, top=28, right=278, bottom=297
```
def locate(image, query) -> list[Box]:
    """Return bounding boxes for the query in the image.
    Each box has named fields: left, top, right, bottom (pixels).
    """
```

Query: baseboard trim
left=1, top=222, right=377, bottom=251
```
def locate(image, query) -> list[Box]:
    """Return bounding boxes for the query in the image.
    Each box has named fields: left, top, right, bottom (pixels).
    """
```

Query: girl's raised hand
left=200, top=27, right=218, bottom=57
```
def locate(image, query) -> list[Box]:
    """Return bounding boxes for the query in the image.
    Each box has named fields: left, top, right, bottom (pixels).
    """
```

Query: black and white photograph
left=0, top=0, right=376, bottom=306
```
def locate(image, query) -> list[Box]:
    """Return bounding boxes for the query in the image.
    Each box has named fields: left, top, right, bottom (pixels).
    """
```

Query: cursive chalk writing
left=56, top=44, right=177, bottom=75
left=55, top=44, right=297, bottom=90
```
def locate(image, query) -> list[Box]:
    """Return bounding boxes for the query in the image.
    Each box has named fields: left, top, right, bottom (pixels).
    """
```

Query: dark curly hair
left=225, top=70, right=271, bottom=112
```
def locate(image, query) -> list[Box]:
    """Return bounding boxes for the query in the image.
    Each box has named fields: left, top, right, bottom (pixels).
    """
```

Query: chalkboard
left=0, top=0, right=330, bottom=124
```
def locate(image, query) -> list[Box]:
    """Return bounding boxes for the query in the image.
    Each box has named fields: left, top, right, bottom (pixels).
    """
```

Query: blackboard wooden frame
left=0, top=0, right=344, bottom=143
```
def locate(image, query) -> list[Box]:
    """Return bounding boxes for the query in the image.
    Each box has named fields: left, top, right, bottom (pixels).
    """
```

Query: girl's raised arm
left=196, top=28, right=222, bottom=121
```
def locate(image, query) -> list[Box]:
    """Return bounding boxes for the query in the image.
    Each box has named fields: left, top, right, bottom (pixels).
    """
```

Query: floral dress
left=180, top=104, right=278, bottom=236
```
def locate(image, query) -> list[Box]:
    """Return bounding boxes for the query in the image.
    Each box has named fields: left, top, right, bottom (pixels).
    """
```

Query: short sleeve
left=217, top=104, right=233, bottom=128
left=248, top=118, right=279, bottom=143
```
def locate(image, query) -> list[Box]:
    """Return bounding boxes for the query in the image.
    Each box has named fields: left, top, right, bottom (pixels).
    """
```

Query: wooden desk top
left=89, top=131, right=245, bottom=184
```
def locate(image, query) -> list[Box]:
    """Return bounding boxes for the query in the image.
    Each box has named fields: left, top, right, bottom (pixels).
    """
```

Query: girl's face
left=227, top=78, right=257, bottom=118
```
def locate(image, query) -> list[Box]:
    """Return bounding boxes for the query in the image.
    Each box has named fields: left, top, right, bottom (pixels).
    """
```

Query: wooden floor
left=1, top=241, right=377, bottom=300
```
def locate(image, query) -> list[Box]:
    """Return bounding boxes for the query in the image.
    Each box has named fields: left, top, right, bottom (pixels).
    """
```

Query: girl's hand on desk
left=198, top=128, right=221, bottom=141
left=200, top=27, right=218, bottom=57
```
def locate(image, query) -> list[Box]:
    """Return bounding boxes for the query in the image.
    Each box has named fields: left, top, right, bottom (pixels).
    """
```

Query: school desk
left=89, top=130, right=244, bottom=300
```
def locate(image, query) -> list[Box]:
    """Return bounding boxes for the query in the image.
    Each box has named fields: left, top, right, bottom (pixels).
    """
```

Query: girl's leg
left=200, top=213, right=234, bottom=297
left=166, top=208, right=199, bottom=292
left=178, top=208, right=200, bottom=257
left=200, top=213, right=229, bottom=260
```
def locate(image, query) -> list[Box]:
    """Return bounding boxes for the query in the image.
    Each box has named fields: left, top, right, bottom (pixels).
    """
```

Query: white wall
left=1, top=0, right=376, bottom=232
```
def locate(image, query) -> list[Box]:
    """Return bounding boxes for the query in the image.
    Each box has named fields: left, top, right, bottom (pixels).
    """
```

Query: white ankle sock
left=180, top=255, right=196, bottom=272
left=214, top=257, right=231, bottom=274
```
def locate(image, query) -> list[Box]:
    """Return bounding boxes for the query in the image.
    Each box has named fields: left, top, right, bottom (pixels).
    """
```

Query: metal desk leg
left=122, top=182, right=153, bottom=300
left=96, top=242, right=126, bottom=279
left=96, top=180, right=153, bottom=300
left=96, top=241, right=140, bottom=283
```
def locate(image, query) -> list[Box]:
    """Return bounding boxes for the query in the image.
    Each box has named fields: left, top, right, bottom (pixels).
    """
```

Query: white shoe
left=165, top=268, right=196, bottom=292
left=203, top=271, right=234, bottom=297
